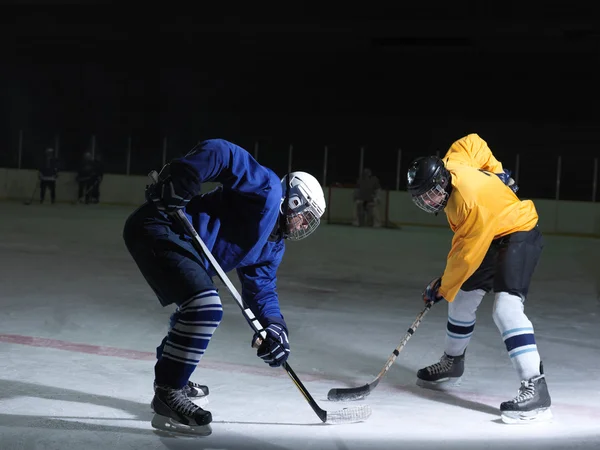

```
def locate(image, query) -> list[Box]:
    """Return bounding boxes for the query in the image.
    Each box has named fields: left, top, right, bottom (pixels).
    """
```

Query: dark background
left=1, top=2, right=599, bottom=200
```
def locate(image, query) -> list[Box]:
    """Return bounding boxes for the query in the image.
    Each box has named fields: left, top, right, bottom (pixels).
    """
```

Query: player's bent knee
left=449, top=289, right=486, bottom=319
left=179, top=289, right=224, bottom=324
left=492, top=291, right=525, bottom=329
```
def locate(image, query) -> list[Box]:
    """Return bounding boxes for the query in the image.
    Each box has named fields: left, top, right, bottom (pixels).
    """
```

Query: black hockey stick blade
left=327, top=380, right=379, bottom=402
left=327, top=385, right=370, bottom=402
left=328, top=377, right=383, bottom=401
left=327, top=302, right=432, bottom=402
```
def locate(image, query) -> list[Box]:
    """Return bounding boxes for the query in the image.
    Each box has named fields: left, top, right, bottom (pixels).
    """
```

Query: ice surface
left=1, top=202, right=599, bottom=450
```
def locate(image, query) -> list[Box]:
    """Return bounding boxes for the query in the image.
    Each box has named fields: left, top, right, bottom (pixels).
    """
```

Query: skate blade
left=416, top=377, right=462, bottom=391
left=151, top=414, right=212, bottom=436
left=501, top=407, right=553, bottom=424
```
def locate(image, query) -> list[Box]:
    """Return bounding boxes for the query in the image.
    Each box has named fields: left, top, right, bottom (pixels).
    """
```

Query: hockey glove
left=423, top=277, right=445, bottom=304
left=252, top=322, right=290, bottom=368
left=496, top=169, right=519, bottom=194
left=145, top=161, right=200, bottom=213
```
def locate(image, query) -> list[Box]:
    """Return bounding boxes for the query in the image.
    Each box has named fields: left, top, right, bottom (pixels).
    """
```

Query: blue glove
left=423, top=277, right=445, bottom=305
left=252, top=321, right=290, bottom=367
left=496, top=169, right=519, bottom=193
left=145, top=162, right=200, bottom=213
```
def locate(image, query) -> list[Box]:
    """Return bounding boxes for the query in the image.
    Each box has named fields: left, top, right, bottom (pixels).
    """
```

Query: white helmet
left=280, top=171, right=326, bottom=241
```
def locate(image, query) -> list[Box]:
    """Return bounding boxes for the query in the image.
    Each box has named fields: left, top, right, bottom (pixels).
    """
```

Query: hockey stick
left=327, top=301, right=433, bottom=401
left=148, top=171, right=371, bottom=424
left=23, top=182, right=39, bottom=205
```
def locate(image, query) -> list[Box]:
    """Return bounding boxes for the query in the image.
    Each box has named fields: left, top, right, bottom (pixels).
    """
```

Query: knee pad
left=492, top=292, right=527, bottom=331
left=448, top=289, right=486, bottom=324
left=178, top=289, right=223, bottom=325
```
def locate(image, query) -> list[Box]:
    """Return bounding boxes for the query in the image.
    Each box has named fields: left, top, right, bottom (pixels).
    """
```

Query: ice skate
left=154, top=380, right=209, bottom=399
left=416, top=352, right=464, bottom=390
left=153, top=380, right=209, bottom=407
left=500, top=367, right=552, bottom=424
left=151, top=385, right=212, bottom=436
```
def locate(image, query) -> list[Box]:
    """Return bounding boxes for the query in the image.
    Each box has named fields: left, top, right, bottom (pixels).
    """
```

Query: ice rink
left=1, top=201, right=599, bottom=450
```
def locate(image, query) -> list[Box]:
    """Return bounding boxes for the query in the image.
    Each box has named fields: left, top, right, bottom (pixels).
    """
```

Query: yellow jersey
left=439, top=134, right=538, bottom=302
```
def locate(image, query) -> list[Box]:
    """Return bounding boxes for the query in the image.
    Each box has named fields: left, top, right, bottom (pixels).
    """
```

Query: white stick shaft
left=175, top=209, right=267, bottom=342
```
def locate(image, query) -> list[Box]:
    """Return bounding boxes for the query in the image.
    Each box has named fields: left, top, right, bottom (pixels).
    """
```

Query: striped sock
left=493, top=292, right=541, bottom=380
left=155, top=289, right=223, bottom=388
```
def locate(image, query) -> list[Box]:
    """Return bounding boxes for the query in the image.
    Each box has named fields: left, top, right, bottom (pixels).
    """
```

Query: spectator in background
left=39, top=147, right=59, bottom=204
left=76, top=152, right=103, bottom=204
left=352, top=167, right=382, bottom=227
left=89, top=155, right=104, bottom=204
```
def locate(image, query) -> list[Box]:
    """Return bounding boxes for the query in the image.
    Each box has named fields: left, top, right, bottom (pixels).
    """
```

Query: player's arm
left=147, top=139, right=270, bottom=212
left=237, top=248, right=290, bottom=368
left=236, top=254, right=285, bottom=328
left=178, top=139, right=272, bottom=193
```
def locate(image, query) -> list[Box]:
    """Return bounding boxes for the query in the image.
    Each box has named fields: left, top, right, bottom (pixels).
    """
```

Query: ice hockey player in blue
left=122, top=139, right=326, bottom=435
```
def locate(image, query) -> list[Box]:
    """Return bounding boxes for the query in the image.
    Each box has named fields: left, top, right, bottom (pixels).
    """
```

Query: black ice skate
left=500, top=365, right=552, bottom=424
left=154, top=380, right=209, bottom=399
left=416, top=352, right=465, bottom=389
left=151, top=385, right=213, bottom=436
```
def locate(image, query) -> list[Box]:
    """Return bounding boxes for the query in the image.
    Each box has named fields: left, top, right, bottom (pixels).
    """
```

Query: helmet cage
left=284, top=182, right=322, bottom=241
left=412, top=184, right=449, bottom=213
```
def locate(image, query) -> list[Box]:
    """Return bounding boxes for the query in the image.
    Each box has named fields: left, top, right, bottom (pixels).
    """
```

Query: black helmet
left=406, top=156, right=451, bottom=213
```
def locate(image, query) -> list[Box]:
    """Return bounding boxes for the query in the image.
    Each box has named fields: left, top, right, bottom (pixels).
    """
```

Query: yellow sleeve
left=439, top=204, right=497, bottom=302
left=443, top=134, right=504, bottom=173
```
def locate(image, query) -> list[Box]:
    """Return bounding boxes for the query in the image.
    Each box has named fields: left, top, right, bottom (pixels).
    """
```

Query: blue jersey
left=173, top=139, right=285, bottom=322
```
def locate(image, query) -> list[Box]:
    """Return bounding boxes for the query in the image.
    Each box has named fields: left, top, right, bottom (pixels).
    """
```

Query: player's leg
left=155, top=309, right=209, bottom=399
left=352, top=200, right=362, bottom=226
left=369, top=200, right=382, bottom=227
left=85, top=180, right=93, bottom=203
left=49, top=181, right=56, bottom=204
left=492, top=225, right=551, bottom=423
left=40, top=181, right=47, bottom=203
left=123, top=204, right=221, bottom=435
left=417, top=246, right=495, bottom=389
left=91, top=178, right=100, bottom=203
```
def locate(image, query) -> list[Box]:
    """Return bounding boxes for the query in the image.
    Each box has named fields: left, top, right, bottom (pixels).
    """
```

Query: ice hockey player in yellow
left=406, top=133, right=552, bottom=424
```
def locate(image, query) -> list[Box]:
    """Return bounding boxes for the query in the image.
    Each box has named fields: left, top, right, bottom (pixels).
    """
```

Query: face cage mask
left=286, top=209, right=321, bottom=241
left=412, top=184, right=449, bottom=213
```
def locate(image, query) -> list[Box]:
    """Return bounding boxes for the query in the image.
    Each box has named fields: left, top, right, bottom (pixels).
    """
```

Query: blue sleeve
left=236, top=245, right=286, bottom=331
left=172, top=139, right=273, bottom=195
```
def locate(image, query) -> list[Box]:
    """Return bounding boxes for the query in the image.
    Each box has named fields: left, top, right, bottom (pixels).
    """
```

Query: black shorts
left=461, top=224, right=543, bottom=299
left=123, top=203, right=215, bottom=307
